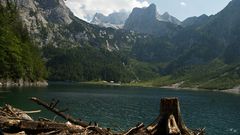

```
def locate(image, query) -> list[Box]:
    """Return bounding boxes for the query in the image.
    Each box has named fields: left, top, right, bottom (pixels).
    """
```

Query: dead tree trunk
left=154, top=97, right=194, bottom=135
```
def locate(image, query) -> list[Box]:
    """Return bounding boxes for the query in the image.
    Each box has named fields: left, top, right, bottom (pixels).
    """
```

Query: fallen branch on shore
left=0, top=97, right=205, bottom=135
left=30, top=97, right=89, bottom=128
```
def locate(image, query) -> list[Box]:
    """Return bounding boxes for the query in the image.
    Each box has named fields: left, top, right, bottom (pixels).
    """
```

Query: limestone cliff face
left=15, top=0, right=73, bottom=47
left=0, top=0, right=74, bottom=46
left=1, top=0, right=139, bottom=51
left=33, top=0, right=73, bottom=24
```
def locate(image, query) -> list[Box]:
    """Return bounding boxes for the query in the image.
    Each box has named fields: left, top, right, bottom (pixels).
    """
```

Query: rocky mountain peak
left=92, top=13, right=105, bottom=19
left=147, top=3, right=157, bottom=12
left=148, top=3, right=156, bottom=9
left=161, top=12, right=170, bottom=18
left=124, top=4, right=180, bottom=35
left=158, top=12, right=181, bottom=25
left=129, top=3, right=157, bottom=24
left=91, top=11, right=129, bottom=29
left=146, top=3, right=157, bottom=19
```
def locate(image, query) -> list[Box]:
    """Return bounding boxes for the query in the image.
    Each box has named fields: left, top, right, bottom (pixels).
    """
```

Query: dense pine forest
left=0, top=2, right=47, bottom=85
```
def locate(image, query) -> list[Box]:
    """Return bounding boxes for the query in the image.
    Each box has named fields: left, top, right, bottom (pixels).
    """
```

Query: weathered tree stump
left=154, top=97, right=194, bottom=135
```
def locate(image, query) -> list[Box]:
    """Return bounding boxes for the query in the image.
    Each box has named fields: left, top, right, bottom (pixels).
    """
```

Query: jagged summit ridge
left=90, top=3, right=181, bottom=30
left=158, top=12, right=181, bottom=25
left=91, top=11, right=129, bottom=29
left=124, top=3, right=181, bottom=35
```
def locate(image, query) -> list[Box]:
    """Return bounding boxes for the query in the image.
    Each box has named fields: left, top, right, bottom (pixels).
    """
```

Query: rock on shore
left=222, top=86, right=240, bottom=94
left=0, top=79, right=48, bottom=88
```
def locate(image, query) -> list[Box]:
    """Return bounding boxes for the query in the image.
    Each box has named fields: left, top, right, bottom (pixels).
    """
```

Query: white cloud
left=64, top=0, right=149, bottom=22
left=180, top=2, right=187, bottom=6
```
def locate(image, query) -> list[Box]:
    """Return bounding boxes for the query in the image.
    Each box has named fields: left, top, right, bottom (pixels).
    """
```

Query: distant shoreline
left=161, top=85, right=240, bottom=95
left=159, top=83, right=240, bottom=95
left=2, top=80, right=239, bottom=95
left=78, top=81, right=240, bottom=95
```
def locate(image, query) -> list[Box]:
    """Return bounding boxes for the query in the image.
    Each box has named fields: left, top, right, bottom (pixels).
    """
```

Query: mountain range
left=91, top=11, right=129, bottom=29
left=90, top=4, right=182, bottom=32
left=1, top=0, right=240, bottom=90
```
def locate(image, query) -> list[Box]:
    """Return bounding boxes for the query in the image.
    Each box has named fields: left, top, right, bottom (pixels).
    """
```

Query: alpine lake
left=0, top=83, right=239, bottom=135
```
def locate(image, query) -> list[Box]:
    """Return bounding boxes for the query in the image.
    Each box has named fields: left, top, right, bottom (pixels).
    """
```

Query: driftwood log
left=0, top=117, right=83, bottom=134
left=30, top=97, right=88, bottom=127
left=0, top=97, right=205, bottom=135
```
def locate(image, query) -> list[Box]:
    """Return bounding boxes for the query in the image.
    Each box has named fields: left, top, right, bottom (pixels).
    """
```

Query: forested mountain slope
left=1, top=0, right=240, bottom=90
left=0, top=2, right=47, bottom=87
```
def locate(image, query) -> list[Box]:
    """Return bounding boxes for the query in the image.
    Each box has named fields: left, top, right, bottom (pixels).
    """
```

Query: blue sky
left=65, top=0, right=232, bottom=21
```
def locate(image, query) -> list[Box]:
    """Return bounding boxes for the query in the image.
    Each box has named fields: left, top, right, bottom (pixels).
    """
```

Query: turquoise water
left=0, top=83, right=239, bottom=135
